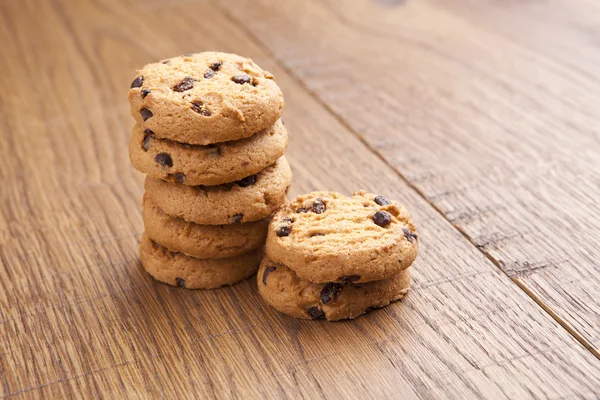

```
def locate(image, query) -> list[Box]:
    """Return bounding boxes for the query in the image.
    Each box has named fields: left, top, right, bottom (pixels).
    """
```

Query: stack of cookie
left=127, top=52, right=291, bottom=289
left=258, top=191, right=418, bottom=321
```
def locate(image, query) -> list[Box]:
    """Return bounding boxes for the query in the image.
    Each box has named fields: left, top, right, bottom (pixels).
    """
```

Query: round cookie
left=140, top=233, right=261, bottom=289
left=143, top=196, right=268, bottom=259
left=266, top=191, right=418, bottom=283
left=258, top=257, right=410, bottom=321
left=128, top=52, right=284, bottom=145
left=144, top=156, right=292, bottom=225
left=129, top=119, right=287, bottom=186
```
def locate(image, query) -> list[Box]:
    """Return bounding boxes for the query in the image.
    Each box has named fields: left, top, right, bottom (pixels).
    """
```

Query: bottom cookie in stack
left=140, top=233, right=262, bottom=290
left=258, top=257, right=410, bottom=321
left=258, top=190, right=419, bottom=320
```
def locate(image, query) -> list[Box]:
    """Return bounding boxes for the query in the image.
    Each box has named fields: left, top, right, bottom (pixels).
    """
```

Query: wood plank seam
left=212, top=1, right=600, bottom=362
left=512, top=279, right=600, bottom=360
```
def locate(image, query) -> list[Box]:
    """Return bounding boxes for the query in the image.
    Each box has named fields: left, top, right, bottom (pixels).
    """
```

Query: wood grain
left=0, top=0, right=599, bottom=398
left=217, top=0, right=600, bottom=353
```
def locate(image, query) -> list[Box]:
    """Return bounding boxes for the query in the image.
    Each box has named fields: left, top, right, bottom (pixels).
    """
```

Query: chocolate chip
left=339, top=275, right=361, bottom=283
left=402, top=227, right=417, bottom=243
left=130, top=76, right=143, bottom=88
left=141, top=89, right=151, bottom=98
left=276, top=225, right=291, bottom=237
left=232, top=74, right=252, bottom=85
left=374, top=195, right=391, bottom=206
left=320, top=283, right=342, bottom=304
left=204, top=70, right=215, bottom=79
left=155, top=153, right=173, bottom=168
left=296, top=208, right=309, bottom=213
left=210, top=62, right=223, bottom=71
left=262, top=266, right=276, bottom=285
left=191, top=101, right=211, bottom=116
left=175, top=278, right=186, bottom=287
left=372, top=211, right=392, bottom=227
left=140, top=108, right=153, bottom=121
left=307, top=306, right=325, bottom=320
left=232, top=214, right=243, bottom=224
left=142, top=129, right=154, bottom=151
left=236, top=175, right=256, bottom=187
left=311, top=198, right=326, bottom=214
left=174, top=173, right=185, bottom=184
left=282, top=217, right=295, bottom=223
left=173, top=77, right=194, bottom=92
left=162, top=59, right=170, bottom=64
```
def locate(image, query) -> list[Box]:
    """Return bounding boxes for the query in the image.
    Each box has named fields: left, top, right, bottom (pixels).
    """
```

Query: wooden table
left=1, top=0, right=599, bottom=398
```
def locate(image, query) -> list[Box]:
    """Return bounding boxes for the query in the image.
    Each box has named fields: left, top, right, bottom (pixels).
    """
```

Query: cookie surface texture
left=266, top=191, right=418, bottom=283
left=128, top=52, right=284, bottom=145
left=144, top=156, right=292, bottom=225
left=143, top=196, right=268, bottom=259
left=129, top=119, right=287, bottom=186
left=140, top=233, right=261, bottom=289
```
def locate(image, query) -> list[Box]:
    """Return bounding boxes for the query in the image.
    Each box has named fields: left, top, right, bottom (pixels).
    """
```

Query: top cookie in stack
left=129, top=52, right=285, bottom=185
left=127, top=52, right=290, bottom=290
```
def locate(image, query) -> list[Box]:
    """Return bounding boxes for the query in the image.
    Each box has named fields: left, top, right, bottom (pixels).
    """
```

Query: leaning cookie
left=128, top=52, right=284, bottom=145
left=266, top=190, right=418, bottom=283
left=145, top=156, right=292, bottom=225
left=129, top=119, right=287, bottom=186
left=140, top=233, right=261, bottom=289
left=143, top=196, right=268, bottom=259
left=258, top=257, right=410, bottom=321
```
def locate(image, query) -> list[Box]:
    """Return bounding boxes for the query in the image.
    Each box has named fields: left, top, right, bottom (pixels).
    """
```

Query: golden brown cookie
left=257, top=257, right=410, bottom=321
left=266, top=191, right=418, bottom=283
left=139, top=233, right=261, bottom=289
left=129, top=119, right=287, bottom=186
left=143, top=196, right=268, bottom=259
left=128, top=52, right=284, bottom=145
left=144, top=156, right=292, bottom=225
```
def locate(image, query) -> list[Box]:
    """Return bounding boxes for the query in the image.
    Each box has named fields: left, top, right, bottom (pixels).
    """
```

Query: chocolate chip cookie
left=128, top=52, right=284, bottom=145
left=129, top=119, right=287, bottom=186
left=143, top=196, right=268, bottom=259
left=266, top=191, right=418, bottom=283
left=140, top=233, right=261, bottom=289
left=144, top=156, right=292, bottom=225
left=258, top=257, right=410, bottom=321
